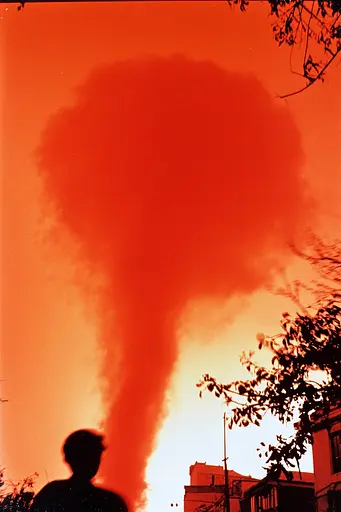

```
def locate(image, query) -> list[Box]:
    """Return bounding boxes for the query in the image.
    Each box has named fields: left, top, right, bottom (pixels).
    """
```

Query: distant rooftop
left=189, top=461, right=255, bottom=480
left=290, top=471, right=315, bottom=483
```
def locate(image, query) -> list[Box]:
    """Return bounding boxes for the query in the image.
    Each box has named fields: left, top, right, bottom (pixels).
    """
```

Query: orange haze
left=2, top=3, right=341, bottom=512
left=36, top=56, right=306, bottom=509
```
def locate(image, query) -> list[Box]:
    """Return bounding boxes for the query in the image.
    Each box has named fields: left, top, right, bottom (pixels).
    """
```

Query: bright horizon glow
left=143, top=289, right=316, bottom=512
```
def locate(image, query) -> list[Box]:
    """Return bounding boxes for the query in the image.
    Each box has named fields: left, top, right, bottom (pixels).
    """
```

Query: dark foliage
left=0, top=471, right=37, bottom=512
left=198, top=236, right=341, bottom=475
left=230, top=0, right=341, bottom=97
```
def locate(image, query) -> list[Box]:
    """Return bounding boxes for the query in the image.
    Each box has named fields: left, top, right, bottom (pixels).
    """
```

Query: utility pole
left=223, top=412, right=230, bottom=512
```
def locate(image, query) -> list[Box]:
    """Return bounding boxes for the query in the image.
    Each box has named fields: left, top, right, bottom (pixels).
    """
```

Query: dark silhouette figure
left=30, top=429, right=128, bottom=512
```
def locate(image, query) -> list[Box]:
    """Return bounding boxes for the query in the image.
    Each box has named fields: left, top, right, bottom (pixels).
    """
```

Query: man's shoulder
left=36, top=480, right=68, bottom=495
left=30, top=480, right=69, bottom=511
left=94, top=487, right=128, bottom=511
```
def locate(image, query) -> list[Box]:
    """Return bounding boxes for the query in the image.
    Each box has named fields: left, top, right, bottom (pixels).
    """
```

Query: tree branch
left=277, top=44, right=341, bottom=98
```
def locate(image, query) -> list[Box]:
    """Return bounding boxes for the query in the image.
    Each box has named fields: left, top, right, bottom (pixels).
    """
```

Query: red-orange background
left=1, top=2, right=341, bottom=510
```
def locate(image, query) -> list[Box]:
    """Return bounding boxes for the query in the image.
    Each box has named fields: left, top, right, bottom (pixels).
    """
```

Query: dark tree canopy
left=198, top=236, right=341, bottom=475
left=232, top=0, right=341, bottom=97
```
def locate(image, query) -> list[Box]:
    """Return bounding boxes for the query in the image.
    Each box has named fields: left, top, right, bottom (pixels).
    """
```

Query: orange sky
left=1, top=2, right=341, bottom=512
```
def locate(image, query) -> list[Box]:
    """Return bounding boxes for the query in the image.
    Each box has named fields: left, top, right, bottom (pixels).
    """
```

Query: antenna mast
left=223, top=412, right=230, bottom=512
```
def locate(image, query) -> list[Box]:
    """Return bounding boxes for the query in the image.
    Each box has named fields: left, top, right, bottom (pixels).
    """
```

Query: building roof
left=189, top=462, right=254, bottom=480
left=242, top=469, right=314, bottom=499
left=290, top=471, right=315, bottom=483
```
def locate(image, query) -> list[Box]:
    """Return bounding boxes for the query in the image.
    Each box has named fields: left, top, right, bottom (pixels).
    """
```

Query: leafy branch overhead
left=198, top=237, right=341, bottom=474
left=230, top=0, right=341, bottom=97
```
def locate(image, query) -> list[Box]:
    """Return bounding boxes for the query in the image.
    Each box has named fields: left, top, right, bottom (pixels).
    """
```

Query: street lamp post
left=223, top=412, right=230, bottom=512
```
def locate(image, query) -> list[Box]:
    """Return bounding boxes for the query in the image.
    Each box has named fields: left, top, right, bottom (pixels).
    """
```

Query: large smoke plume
left=36, top=56, right=306, bottom=510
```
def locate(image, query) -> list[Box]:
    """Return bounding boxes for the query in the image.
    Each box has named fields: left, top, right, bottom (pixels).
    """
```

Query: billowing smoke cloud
left=36, top=56, right=306, bottom=509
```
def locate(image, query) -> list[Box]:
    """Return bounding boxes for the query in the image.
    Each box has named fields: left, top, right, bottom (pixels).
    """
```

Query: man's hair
left=63, top=429, right=105, bottom=464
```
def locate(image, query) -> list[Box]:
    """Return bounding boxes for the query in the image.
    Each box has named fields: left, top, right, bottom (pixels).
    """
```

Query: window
left=330, top=431, right=341, bottom=474
left=230, top=480, right=242, bottom=498
left=328, top=490, right=341, bottom=512
left=262, top=488, right=277, bottom=510
left=270, top=487, right=278, bottom=508
left=250, top=488, right=277, bottom=512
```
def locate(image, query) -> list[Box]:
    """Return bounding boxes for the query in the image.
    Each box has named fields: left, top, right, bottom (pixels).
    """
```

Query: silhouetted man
left=30, top=429, right=128, bottom=512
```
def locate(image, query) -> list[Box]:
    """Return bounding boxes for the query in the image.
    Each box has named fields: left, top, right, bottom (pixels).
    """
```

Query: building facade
left=240, top=470, right=315, bottom=512
left=311, top=405, right=341, bottom=512
left=184, top=462, right=259, bottom=512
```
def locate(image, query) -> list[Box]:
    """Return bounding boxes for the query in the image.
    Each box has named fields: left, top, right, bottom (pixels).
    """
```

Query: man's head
left=63, top=429, right=106, bottom=480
